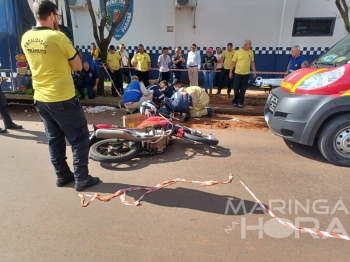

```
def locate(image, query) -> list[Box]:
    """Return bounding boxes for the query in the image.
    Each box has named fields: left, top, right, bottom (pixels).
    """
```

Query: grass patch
left=8, top=89, right=33, bottom=95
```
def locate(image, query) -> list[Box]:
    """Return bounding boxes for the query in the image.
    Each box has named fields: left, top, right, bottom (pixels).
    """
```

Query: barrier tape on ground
left=239, top=180, right=350, bottom=241
left=78, top=173, right=234, bottom=207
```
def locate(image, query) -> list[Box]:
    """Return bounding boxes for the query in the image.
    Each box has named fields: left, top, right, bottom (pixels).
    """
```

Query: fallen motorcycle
left=88, top=114, right=218, bottom=163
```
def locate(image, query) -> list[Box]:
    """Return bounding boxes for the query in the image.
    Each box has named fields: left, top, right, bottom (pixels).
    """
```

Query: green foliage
left=95, top=8, right=113, bottom=26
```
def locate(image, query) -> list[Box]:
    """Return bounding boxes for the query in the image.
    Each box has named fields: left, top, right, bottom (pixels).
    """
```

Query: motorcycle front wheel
left=89, top=139, right=139, bottom=163
left=182, top=130, right=219, bottom=145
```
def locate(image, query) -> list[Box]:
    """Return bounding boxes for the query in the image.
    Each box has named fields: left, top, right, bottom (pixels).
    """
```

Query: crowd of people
left=0, top=0, right=310, bottom=193
left=78, top=40, right=258, bottom=109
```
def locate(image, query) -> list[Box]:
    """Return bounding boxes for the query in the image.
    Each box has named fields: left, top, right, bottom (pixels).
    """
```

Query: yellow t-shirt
left=21, top=27, right=78, bottom=102
left=232, top=49, right=254, bottom=75
left=132, top=53, right=151, bottom=72
left=92, top=49, right=100, bottom=60
left=222, top=49, right=236, bottom=69
left=107, top=52, right=121, bottom=70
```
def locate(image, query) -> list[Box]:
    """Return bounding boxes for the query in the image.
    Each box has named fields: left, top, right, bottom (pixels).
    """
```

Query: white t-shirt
left=158, top=55, right=171, bottom=72
left=214, top=53, right=223, bottom=69
left=119, top=50, right=129, bottom=67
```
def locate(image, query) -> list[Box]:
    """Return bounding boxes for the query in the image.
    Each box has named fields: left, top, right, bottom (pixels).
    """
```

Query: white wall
left=71, top=0, right=347, bottom=50
left=290, top=0, right=346, bottom=47
left=175, top=0, right=286, bottom=48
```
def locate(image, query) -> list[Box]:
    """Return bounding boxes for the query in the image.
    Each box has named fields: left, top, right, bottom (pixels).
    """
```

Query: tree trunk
left=86, top=0, right=130, bottom=96
left=97, top=43, right=108, bottom=96
left=335, top=0, right=350, bottom=34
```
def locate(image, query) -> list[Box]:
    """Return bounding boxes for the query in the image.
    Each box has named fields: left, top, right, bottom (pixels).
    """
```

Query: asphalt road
left=1, top=105, right=350, bottom=262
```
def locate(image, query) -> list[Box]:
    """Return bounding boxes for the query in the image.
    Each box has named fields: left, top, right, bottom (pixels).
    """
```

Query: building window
left=292, top=18, right=336, bottom=37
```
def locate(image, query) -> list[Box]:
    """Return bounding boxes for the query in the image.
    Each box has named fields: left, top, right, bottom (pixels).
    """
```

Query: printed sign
left=102, top=0, right=133, bottom=41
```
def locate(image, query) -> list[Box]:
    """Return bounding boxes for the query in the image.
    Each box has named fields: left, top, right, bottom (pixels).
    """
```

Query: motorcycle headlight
left=298, top=67, right=345, bottom=90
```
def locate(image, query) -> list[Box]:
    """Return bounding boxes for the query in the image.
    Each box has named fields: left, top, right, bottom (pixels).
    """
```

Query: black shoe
left=112, top=94, right=118, bottom=97
left=207, top=108, right=214, bottom=118
left=56, top=172, right=75, bottom=187
left=0, top=128, right=8, bottom=133
left=215, top=92, right=221, bottom=96
left=180, top=113, right=187, bottom=123
left=75, top=175, right=100, bottom=191
left=5, top=123, right=23, bottom=130
left=238, top=104, right=243, bottom=108
left=80, top=96, right=86, bottom=100
left=232, top=103, right=238, bottom=107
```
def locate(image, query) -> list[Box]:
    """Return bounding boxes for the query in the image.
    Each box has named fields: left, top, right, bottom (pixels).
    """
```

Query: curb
left=5, top=94, right=264, bottom=116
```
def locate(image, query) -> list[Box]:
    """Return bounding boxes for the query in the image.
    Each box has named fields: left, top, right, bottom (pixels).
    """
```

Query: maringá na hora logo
left=102, top=0, right=134, bottom=41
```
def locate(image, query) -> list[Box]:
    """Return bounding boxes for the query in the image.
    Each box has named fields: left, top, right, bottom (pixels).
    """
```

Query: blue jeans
left=92, top=60, right=100, bottom=76
left=34, top=97, right=90, bottom=181
left=203, top=71, right=215, bottom=92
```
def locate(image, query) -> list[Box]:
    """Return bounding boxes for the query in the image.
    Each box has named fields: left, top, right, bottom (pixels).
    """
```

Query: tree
left=334, top=0, right=350, bottom=33
left=86, top=0, right=130, bottom=95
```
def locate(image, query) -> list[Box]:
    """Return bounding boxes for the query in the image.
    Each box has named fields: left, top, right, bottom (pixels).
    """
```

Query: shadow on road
left=1, top=129, right=48, bottom=144
left=90, top=181, right=267, bottom=215
left=98, top=142, right=231, bottom=171
left=283, top=139, right=329, bottom=165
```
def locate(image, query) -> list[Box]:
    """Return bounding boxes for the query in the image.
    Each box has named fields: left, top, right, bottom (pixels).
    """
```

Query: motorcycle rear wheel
left=90, top=139, right=138, bottom=163
left=182, top=131, right=219, bottom=145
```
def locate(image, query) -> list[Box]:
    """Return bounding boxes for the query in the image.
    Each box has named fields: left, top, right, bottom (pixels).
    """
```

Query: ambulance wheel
left=318, top=115, right=350, bottom=167
left=90, top=139, right=138, bottom=163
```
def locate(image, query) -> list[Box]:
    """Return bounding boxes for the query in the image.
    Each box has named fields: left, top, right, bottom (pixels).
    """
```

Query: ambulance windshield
left=316, top=34, right=350, bottom=66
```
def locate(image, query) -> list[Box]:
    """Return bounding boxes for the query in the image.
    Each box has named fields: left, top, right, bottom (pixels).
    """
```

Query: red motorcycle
left=88, top=114, right=218, bottom=163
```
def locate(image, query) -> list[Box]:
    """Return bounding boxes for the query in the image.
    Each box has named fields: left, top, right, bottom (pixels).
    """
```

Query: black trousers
left=0, top=84, right=13, bottom=127
left=109, top=69, right=123, bottom=95
left=136, top=70, right=150, bottom=87
left=217, top=68, right=234, bottom=95
left=34, top=97, right=90, bottom=181
left=232, top=73, right=250, bottom=105
left=159, top=71, right=171, bottom=82
left=76, top=81, right=96, bottom=99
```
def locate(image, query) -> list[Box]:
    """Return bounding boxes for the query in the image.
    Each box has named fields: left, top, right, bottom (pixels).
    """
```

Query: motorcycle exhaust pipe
left=95, top=129, right=137, bottom=141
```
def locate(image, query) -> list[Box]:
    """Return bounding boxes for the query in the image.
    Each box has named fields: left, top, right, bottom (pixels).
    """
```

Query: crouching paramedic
left=123, top=75, right=153, bottom=114
left=186, top=86, right=214, bottom=118
left=163, top=88, right=193, bottom=122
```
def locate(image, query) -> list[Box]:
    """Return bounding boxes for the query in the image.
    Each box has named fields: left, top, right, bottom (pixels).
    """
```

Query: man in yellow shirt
left=90, top=42, right=100, bottom=75
left=107, top=45, right=122, bottom=96
left=21, top=0, right=100, bottom=191
left=132, top=44, right=151, bottom=86
left=216, top=43, right=236, bottom=97
left=229, top=39, right=257, bottom=108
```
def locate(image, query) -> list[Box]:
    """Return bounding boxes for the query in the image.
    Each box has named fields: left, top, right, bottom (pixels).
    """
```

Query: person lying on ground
left=123, top=75, right=153, bottom=114
left=162, top=87, right=193, bottom=122
left=147, top=81, right=165, bottom=106
left=159, top=80, right=176, bottom=98
left=186, top=86, right=214, bottom=118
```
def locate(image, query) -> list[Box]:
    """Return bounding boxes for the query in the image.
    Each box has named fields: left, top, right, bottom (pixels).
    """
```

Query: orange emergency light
left=15, top=54, right=28, bottom=75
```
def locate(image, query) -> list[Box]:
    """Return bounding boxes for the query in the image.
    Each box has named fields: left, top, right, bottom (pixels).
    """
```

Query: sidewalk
left=5, top=89, right=267, bottom=116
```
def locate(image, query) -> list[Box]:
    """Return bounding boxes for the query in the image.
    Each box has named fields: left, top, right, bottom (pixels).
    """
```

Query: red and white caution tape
left=240, top=180, right=350, bottom=241
left=119, top=66, right=285, bottom=74
left=79, top=173, right=233, bottom=207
